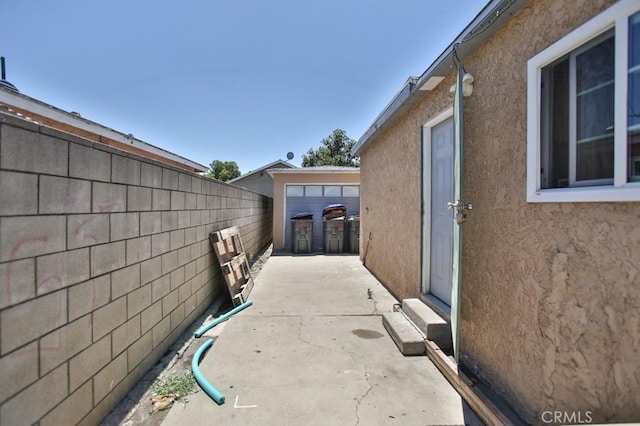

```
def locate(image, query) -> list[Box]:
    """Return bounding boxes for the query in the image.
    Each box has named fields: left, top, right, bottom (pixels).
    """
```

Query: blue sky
left=1, top=0, right=487, bottom=174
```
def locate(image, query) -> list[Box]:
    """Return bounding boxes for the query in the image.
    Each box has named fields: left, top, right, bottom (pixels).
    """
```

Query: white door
left=425, top=117, right=454, bottom=305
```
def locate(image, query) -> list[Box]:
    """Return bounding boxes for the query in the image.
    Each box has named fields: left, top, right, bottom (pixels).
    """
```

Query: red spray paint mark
left=9, top=235, right=49, bottom=261
left=74, top=217, right=98, bottom=245
left=4, top=235, right=67, bottom=353
left=3, top=236, right=49, bottom=307
left=37, top=276, right=63, bottom=294
left=96, top=201, right=124, bottom=213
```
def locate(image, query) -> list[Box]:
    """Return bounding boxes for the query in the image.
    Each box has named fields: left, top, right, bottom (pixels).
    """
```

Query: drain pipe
left=194, top=300, right=253, bottom=338
left=191, top=339, right=226, bottom=405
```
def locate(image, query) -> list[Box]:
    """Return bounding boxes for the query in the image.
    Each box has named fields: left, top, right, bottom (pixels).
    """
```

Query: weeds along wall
left=0, top=112, right=273, bottom=425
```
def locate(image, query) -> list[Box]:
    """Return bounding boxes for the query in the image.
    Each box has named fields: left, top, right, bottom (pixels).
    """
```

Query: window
left=629, top=11, right=640, bottom=182
left=540, top=32, right=615, bottom=189
left=342, top=185, right=360, bottom=197
left=286, top=186, right=303, bottom=196
left=305, top=186, right=322, bottom=197
left=324, top=186, right=341, bottom=196
left=527, top=0, right=640, bottom=202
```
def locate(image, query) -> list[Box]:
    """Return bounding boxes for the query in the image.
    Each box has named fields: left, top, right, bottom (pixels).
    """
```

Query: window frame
left=527, top=0, right=640, bottom=202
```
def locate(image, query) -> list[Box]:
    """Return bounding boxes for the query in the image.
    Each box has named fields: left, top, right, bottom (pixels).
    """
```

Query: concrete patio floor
left=161, top=255, right=469, bottom=426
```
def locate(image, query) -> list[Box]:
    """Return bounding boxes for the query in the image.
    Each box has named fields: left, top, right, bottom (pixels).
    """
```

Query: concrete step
left=402, top=298, right=452, bottom=350
left=382, top=312, right=425, bottom=356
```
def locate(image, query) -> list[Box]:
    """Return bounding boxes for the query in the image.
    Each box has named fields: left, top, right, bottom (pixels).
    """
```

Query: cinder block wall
left=0, top=112, right=273, bottom=425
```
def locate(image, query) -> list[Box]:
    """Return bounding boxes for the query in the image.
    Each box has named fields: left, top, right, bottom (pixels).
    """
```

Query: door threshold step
left=382, top=312, right=426, bottom=356
left=402, top=298, right=452, bottom=350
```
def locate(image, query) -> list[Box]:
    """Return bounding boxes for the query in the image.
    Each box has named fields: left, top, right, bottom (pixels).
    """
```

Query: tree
left=301, top=129, right=360, bottom=167
left=205, top=160, right=241, bottom=181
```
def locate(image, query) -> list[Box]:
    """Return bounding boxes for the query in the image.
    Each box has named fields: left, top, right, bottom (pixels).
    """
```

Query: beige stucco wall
left=360, top=117, right=421, bottom=300
left=360, top=0, right=639, bottom=422
left=359, top=78, right=455, bottom=300
left=272, top=172, right=360, bottom=251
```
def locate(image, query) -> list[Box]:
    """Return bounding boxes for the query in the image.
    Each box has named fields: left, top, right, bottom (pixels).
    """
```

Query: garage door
left=285, top=184, right=360, bottom=252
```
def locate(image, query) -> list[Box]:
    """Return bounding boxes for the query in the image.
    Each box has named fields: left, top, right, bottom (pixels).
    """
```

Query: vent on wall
left=0, top=57, right=19, bottom=92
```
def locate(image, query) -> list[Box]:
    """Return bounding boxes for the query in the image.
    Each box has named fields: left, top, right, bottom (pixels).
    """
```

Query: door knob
left=447, top=200, right=472, bottom=211
left=447, top=199, right=472, bottom=224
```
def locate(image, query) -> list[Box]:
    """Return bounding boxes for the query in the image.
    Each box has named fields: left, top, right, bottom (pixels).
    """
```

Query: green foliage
left=153, top=373, right=197, bottom=397
left=205, top=160, right=241, bottom=181
left=301, top=129, right=360, bottom=167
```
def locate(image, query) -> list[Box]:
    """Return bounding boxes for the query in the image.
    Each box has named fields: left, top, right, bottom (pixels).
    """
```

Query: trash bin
left=322, top=204, right=347, bottom=220
left=323, top=218, right=345, bottom=253
left=291, top=213, right=313, bottom=254
left=348, top=216, right=360, bottom=254
left=322, top=204, right=347, bottom=253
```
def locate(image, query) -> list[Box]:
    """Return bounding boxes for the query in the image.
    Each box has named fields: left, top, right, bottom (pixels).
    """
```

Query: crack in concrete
left=370, top=297, right=380, bottom=316
left=295, top=315, right=376, bottom=426
left=354, top=368, right=374, bottom=426
left=366, top=288, right=381, bottom=316
left=296, top=316, right=334, bottom=353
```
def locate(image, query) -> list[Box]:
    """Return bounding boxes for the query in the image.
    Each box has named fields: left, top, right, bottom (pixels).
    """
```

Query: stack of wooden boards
left=209, top=226, right=254, bottom=306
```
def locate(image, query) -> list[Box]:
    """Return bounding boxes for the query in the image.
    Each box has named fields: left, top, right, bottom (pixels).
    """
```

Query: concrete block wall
left=0, top=112, right=273, bottom=425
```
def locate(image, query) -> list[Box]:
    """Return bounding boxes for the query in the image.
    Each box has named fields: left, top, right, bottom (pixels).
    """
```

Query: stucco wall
left=359, top=110, right=426, bottom=300
left=359, top=76, right=456, bottom=300
left=0, top=112, right=273, bottom=425
left=359, top=0, right=639, bottom=422
left=272, top=172, right=360, bottom=251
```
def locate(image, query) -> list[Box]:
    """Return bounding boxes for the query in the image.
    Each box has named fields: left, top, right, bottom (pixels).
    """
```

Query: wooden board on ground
left=425, top=340, right=513, bottom=426
left=209, top=226, right=254, bottom=306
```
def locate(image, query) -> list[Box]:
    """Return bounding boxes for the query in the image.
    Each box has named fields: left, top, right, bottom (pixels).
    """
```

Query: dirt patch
left=100, top=244, right=272, bottom=426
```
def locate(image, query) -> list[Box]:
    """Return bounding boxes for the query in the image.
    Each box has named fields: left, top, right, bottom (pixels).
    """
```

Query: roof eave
left=352, top=0, right=529, bottom=156
left=228, top=160, right=296, bottom=183
left=351, top=76, right=420, bottom=155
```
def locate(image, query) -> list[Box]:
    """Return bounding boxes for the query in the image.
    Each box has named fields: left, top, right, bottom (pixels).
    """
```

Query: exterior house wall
left=272, top=172, right=360, bottom=251
left=231, top=171, right=276, bottom=197
left=359, top=80, right=454, bottom=301
left=0, top=113, right=273, bottom=425
left=230, top=161, right=295, bottom=197
left=359, top=0, right=639, bottom=422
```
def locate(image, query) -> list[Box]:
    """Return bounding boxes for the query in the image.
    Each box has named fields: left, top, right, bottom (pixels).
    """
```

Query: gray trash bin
left=323, top=218, right=345, bottom=253
left=348, top=217, right=360, bottom=254
left=291, top=218, right=313, bottom=254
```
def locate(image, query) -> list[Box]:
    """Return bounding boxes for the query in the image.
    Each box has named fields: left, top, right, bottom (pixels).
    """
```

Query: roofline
left=267, top=167, right=360, bottom=177
left=0, top=87, right=208, bottom=172
left=228, top=159, right=297, bottom=183
left=352, top=0, right=528, bottom=156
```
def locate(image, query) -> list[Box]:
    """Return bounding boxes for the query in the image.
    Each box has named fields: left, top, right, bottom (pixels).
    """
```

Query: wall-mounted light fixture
left=449, top=73, right=474, bottom=97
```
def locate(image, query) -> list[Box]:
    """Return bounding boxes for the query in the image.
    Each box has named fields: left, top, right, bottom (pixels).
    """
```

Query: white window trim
left=526, top=0, right=640, bottom=202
